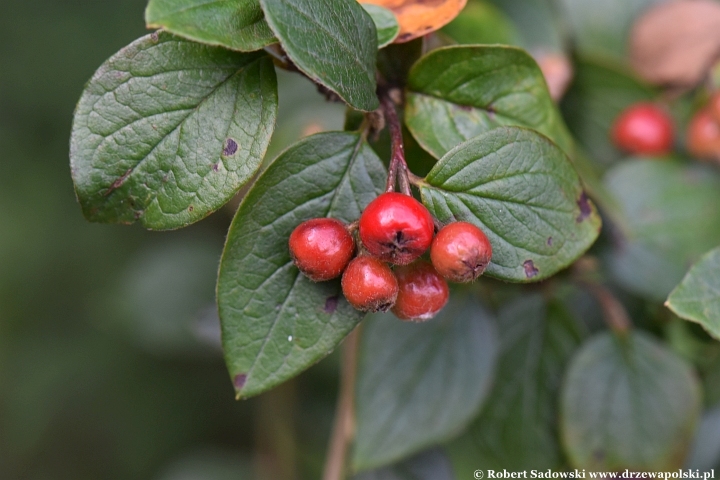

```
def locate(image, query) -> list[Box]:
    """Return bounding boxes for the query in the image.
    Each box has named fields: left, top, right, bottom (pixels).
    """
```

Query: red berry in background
left=289, top=218, right=355, bottom=282
left=430, top=222, right=492, bottom=283
left=611, top=102, right=674, bottom=155
left=687, top=108, right=720, bottom=161
left=392, top=261, right=449, bottom=321
left=341, top=256, right=399, bottom=312
left=359, top=192, right=434, bottom=265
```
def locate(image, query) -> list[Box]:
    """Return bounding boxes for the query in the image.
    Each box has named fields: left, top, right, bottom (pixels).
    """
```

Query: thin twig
left=322, top=327, right=361, bottom=480
left=379, top=93, right=411, bottom=195
left=582, top=282, right=632, bottom=336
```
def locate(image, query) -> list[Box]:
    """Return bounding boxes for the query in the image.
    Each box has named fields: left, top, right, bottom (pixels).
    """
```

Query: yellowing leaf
left=359, top=0, right=467, bottom=42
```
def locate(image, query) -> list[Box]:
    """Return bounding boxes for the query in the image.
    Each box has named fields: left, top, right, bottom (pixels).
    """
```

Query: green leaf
left=685, top=407, right=720, bottom=470
left=447, top=294, right=583, bottom=473
left=145, top=0, right=276, bottom=52
left=362, top=4, right=399, bottom=48
left=441, top=1, right=522, bottom=46
left=560, top=331, right=701, bottom=470
left=405, top=45, right=573, bottom=160
left=354, top=448, right=454, bottom=480
left=667, top=247, right=720, bottom=340
left=70, top=32, right=277, bottom=230
left=216, top=132, right=386, bottom=398
left=605, top=160, right=720, bottom=300
left=260, top=0, right=378, bottom=111
left=420, top=127, right=601, bottom=283
left=485, top=0, right=566, bottom=52
left=353, top=293, right=498, bottom=471
left=560, top=57, right=657, bottom=169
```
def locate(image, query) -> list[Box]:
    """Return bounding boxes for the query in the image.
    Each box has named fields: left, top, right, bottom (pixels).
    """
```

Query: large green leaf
left=560, top=57, right=657, bottom=169
left=447, top=295, right=583, bottom=473
left=405, top=46, right=573, bottom=160
left=217, top=132, right=386, bottom=398
left=685, top=407, right=720, bottom=470
left=362, top=4, right=399, bottom=48
left=145, top=0, right=276, bottom=52
left=560, top=331, right=701, bottom=470
left=441, top=1, right=522, bottom=47
left=354, top=448, right=454, bottom=480
left=70, top=32, right=277, bottom=230
left=667, top=247, right=720, bottom=340
left=353, top=293, right=498, bottom=471
left=260, top=0, right=378, bottom=111
left=420, top=127, right=601, bottom=282
left=605, top=160, right=720, bottom=300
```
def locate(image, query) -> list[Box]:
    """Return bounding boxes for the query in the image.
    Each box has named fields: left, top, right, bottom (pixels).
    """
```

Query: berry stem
left=380, top=92, right=412, bottom=196
left=322, top=326, right=361, bottom=480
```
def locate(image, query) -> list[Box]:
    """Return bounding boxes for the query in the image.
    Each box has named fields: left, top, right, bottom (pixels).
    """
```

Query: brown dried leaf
left=630, top=0, right=720, bottom=87
left=359, top=0, right=467, bottom=43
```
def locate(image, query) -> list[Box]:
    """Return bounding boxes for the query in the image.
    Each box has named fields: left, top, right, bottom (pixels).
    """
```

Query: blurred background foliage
left=0, top=0, right=345, bottom=478
left=5, top=0, right=720, bottom=477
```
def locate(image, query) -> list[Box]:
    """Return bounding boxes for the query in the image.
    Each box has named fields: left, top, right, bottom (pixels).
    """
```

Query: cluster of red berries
left=610, top=96, right=720, bottom=162
left=288, top=192, right=492, bottom=321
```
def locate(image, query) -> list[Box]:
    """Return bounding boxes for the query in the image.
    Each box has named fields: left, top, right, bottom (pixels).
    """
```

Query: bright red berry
left=289, top=218, right=355, bottom=282
left=392, top=261, right=449, bottom=321
left=430, top=222, right=492, bottom=282
left=341, top=256, right=399, bottom=312
left=687, top=108, right=720, bottom=160
left=611, top=103, right=674, bottom=155
left=358, top=192, right=434, bottom=265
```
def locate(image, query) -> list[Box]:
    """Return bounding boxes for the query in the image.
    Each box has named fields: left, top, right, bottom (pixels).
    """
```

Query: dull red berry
left=430, top=222, right=492, bottom=282
left=359, top=192, right=434, bottom=265
left=392, top=261, right=449, bottom=321
left=341, top=256, right=399, bottom=312
left=611, top=103, right=674, bottom=155
left=687, top=108, right=720, bottom=160
left=289, top=218, right=355, bottom=282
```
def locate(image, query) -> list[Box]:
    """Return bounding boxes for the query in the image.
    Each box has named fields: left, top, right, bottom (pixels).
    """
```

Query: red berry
left=687, top=108, right=720, bottom=160
left=392, top=261, right=449, bottom=321
left=359, top=192, right=434, bottom=265
left=341, top=256, right=399, bottom=312
left=430, top=222, right=492, bottom=282
left=611, top=103, right=674, bottom=156
left=289, top=218, right=355, bottom=282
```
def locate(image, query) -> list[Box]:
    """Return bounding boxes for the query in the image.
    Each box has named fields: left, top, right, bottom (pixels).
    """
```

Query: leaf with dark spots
left=217, top=132, right=386, bottom=398
left=324, top=295, right=339, bottom=314
left=405, top=45, right=574, bottom=160
left=233, top=373, right=247, bottom=391
left=576, top=191, right=592, bottom=222
left=420, top=127, right=601, bottom=282
left=523, top=260, right=539, bottom=278
left=70, top=32, right=278, bottom=230
left=223, top=138, right=239, bottom=157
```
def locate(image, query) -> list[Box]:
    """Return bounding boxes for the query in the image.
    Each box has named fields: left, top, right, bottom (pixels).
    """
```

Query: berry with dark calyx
left=341, top=256, right=399, bottom=313
left=687, top=108, right=720, bottom=160
left=392, top=261, right=449, bottom=322
left=430, top=221, right=492, bottom=282
left=611, top=102, right=674, bottom=156
left=289, top=218, right=355, bottom=282
left=359, top=192, right=434, bottom=265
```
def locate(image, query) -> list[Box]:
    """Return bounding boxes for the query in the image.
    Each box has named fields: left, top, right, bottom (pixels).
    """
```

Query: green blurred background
left=0, top=1, right=347, bottom=478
